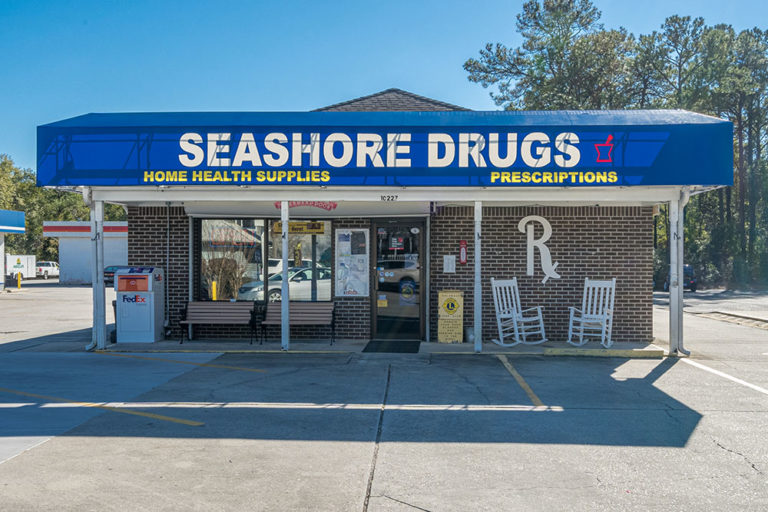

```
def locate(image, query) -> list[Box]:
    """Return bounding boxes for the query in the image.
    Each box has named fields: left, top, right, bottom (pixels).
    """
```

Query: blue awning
left=37, top=110, right=733, bottom=188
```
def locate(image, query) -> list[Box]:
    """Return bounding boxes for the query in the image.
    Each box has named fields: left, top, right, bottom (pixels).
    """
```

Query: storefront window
left=266, top=220, right=332, bottom=302
left=200, top=219, right=265, bottom=301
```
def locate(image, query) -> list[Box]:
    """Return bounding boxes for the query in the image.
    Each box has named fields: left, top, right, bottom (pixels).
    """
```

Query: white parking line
left=0, top=437, right=52, bottom=466
left=680, top=358, right=768, bottom=397
left=2, top=401, right=565, bottom=412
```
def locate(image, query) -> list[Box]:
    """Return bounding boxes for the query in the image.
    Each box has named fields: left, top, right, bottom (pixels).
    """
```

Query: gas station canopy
left=0, top=210, right=25, bottom=233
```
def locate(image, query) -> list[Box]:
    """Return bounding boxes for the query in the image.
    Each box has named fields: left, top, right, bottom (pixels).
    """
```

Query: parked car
left=35, top=261, right=60, bottom=279
left=664, top=264, right=697, bottom=292
left=376, top=258, right=419, bottom=293
left=267, top=258, right=313, bottom=276
left=104, top=265, right=132, bottom=286
left=239, top=266, right=331, bottom=301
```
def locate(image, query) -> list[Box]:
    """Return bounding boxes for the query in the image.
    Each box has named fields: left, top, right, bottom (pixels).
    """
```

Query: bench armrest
left=250, top=303, right=266, bottom=328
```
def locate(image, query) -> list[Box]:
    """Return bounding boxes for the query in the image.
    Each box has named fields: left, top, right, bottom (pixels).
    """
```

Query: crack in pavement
left=362, top=364, right=391, bottom=512
left=441, top=365, right=493, bottom=405
left=712, top=438, right=762, bottom=474
left=380, top=495, right=432, bottom=511
left=663, top=408, right=685, bottom=427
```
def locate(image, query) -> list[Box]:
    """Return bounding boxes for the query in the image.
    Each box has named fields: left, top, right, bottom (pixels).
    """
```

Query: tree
left=626, top=33, right=668, bottom=108
left=654, top=16, right=707, bottom=108
left=464, top=0, right=603, bottom=109
left=0, top=154, right=126, bottom=261
left=465, top=2, right=768, bottom=288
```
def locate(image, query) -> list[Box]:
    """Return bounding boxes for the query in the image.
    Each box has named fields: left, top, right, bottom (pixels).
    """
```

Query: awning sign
left=37, top=111, right=733, bottom=187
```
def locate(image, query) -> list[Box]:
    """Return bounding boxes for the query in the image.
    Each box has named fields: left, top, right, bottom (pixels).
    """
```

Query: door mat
left=362, top=339, right=421, bottom=353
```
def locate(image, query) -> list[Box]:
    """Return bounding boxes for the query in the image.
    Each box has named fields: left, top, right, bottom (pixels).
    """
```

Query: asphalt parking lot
left=1, top=284, right=768, bottom=511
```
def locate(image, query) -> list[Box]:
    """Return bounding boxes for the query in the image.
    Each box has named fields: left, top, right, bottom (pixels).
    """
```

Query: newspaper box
left=115, top=267, right=164, bottom=343
left=438, top=290, right=464, bottom=343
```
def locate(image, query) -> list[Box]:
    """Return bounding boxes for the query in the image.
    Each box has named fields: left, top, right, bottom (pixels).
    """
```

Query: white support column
left=676, top=188, right=690, bottom=355
left=474, top=201, right=482, bottom=353
left=668, top=199, right=680, bottom=354
left=94, top=201, right=107, bottom=350
left=88, top=203, right=98, bottom=350
left=95, top=201, right=106, bottom=349
left=281, top=201, right=290, bottom=351
left=0, top=233, right=5, bottom=291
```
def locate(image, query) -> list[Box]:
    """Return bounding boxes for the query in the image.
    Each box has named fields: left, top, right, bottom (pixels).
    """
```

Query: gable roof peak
left=314, top=88, right=470, bottom=112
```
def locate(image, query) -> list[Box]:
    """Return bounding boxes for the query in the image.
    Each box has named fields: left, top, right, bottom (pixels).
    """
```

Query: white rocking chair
left=567, top=278, right=617, bottom=348
left=491, top=277, right=547, bottom=347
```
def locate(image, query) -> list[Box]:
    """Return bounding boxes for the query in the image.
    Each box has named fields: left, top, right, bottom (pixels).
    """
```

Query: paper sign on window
left=335, top=228, right=369, bottom=297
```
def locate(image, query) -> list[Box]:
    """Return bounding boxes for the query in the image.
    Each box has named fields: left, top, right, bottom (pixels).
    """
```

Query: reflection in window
left=267, top=220, right=332, bottom=302
left=200, top=219, right=265, bottom=301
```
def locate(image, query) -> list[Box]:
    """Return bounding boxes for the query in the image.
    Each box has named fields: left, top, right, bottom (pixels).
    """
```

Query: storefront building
left=36, top=89, right=733, bottom=352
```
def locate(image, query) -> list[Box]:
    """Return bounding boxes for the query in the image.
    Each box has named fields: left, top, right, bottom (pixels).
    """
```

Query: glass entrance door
left=373, top=220, right=424, bottom=340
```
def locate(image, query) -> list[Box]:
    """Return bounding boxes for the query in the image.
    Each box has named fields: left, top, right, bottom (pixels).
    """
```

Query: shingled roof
left=314, top=88, right=470, bottom=112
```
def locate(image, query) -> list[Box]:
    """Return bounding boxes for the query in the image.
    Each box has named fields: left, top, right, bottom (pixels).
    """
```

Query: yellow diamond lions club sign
left=442, top=297, right=459, bottom=315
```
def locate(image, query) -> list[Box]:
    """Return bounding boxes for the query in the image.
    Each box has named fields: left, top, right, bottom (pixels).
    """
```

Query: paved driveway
left=1, top=349, right=767, bottom=510
left=1, top=285, right=767, bottom=510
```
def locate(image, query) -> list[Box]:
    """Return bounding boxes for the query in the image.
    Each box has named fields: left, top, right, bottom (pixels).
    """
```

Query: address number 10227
left=380, top=195, right=398, bottom=202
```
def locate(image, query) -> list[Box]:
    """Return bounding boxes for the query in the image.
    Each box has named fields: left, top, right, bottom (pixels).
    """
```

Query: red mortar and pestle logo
left=595, top=134, right=614, bottom=163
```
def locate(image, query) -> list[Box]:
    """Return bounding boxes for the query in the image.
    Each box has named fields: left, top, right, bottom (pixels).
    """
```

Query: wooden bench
left=261, top=302, right=335, bottom=345
left=179, top=301, right=262, bottom=344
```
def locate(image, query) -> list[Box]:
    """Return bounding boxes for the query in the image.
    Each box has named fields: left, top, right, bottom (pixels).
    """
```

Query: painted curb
left=712, top=311, right=768, bottom=324
left=543, top=347, right=664, bottom=358
left=97, top=347, right=664, bottom=358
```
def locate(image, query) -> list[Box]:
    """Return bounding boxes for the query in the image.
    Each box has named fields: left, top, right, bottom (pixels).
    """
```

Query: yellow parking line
left=496, top=355, right=544, bottom=407
left=94, top=351, right=266, bottom=373
left=0, top=387, right=203, bottom=427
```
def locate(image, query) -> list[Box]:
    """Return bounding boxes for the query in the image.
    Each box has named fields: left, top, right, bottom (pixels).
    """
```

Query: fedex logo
left=122, top=295, right=146, bottom=303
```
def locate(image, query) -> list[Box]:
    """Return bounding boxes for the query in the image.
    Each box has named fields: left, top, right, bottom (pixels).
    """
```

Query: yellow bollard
left=17, top=272, right=21, bottom=289
left=212, top=281, right=217, bottom=301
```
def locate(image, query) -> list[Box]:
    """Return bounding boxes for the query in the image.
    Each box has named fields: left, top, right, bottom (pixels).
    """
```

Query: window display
left=263, top=220, right=332, bottom=302
left=200, top=219, right=264, bottom=301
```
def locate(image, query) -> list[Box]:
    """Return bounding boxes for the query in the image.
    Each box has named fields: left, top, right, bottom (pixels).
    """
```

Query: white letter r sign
left=518, top=215, right=560, bottom=284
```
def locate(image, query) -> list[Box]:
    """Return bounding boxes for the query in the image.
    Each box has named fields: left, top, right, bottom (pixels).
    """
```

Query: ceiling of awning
left=89, top=185, right=704, bottom=208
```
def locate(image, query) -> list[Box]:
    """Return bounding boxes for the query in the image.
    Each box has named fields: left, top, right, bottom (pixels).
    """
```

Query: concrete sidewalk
left=103, top=338, right=664, bottom=358
left=2, top=283, right=663, bottom=357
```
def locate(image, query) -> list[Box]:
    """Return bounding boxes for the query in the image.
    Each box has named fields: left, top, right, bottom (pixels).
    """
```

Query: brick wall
left=127, top=206, right=189, bottom=337
left=330, top=218, right=372, bottom=340
left=132, top=212, right=373, bottom=341
left=128, top=206, right=653, bottom=343
left=429, top=206, right=653, bottom=343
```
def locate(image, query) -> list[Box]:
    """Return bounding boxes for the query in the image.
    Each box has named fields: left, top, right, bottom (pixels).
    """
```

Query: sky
left=1, top=0, right=765, bottom=170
